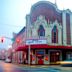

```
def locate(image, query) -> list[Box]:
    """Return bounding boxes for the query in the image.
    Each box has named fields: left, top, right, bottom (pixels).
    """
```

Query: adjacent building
left=12, top=1, right=72, bottom=65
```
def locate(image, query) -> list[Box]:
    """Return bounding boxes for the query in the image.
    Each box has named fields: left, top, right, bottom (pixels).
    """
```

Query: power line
left=0, top=23, right=25, bottom=27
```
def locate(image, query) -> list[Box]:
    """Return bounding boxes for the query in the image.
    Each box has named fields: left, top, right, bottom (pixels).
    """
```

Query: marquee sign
left=26, top=39, right=47, bottom=45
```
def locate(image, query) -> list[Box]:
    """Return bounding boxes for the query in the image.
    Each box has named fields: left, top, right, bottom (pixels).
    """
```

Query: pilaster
left=70, top=12, right=72, bottom=45
left=62, top=11, right=67, bottom=45
left=26, top=15, right=31, bottom=39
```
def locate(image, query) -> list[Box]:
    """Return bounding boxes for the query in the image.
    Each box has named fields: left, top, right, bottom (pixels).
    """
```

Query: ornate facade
left=12, top=1, right=72, bottom=65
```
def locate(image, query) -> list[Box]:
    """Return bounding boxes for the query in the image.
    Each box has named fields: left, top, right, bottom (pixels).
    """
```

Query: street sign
left=26, top=39, right=47, bottom=45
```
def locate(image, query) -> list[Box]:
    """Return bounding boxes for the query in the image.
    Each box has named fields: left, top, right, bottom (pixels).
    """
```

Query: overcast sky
left=0, top=0, right=72, bottom=49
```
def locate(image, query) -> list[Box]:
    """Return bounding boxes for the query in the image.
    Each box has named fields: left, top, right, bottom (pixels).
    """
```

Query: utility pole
left=28, top=44, right=30, bottom=65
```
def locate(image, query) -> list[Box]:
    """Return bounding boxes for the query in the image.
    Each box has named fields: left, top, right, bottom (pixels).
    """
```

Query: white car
left=5, top=58, right=11, bottom=63
left=56, top=60, right=72, bottom=64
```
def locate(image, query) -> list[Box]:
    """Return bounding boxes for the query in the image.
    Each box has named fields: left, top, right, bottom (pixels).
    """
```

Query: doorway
left=36, top=55, right=44, bottom=64
left=49, top=50, right=61, bottom=64
left=36, top=50, right=44, bottom=65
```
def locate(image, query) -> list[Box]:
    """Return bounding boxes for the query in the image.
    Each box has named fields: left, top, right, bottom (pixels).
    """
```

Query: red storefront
left=15, top=44, right=72, bottom=65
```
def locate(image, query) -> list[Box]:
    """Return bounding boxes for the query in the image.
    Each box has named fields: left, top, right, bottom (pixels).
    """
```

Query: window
left=67, top=53, right=72, bottom=60
left=38, top=25, right=45, bottom=37
left=52, top=26, right=58, bottom=43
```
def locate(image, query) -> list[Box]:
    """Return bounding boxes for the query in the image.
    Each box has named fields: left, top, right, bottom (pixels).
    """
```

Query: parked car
left=56, top=60, right=72, bottom=67
left=56, top=60, right=72, bottom=64
left=5, top=58, right=11, bottom=63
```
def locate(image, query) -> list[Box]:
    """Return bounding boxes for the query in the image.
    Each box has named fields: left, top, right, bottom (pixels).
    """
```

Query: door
left=50, top=51, right=60, bottom=64
left=37, top=55, right=44, bottom=65
left=36, top=50, right=44, bottom=65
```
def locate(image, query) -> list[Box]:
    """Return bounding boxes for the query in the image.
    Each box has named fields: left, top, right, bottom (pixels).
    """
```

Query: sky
left=0, top=0, right=72, bottom=50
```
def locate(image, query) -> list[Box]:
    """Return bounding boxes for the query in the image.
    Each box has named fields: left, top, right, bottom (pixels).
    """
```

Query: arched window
left=52, top=26, right=58, bottom=43
left=38, top=25, right=45, bottom=37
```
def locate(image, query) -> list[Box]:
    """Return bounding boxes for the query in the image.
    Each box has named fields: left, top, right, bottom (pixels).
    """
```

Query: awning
left=15, top=45, right=28, bottom=51
left=16, top=44, right=72, bottom=51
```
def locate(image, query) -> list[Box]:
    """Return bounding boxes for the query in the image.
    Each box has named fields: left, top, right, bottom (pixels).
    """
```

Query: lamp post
left=26, top=40, right=31, bottom=65
left=28, top=44, right=30, bottom=65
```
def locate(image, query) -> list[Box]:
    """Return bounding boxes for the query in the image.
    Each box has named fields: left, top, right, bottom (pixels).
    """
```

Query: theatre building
left=12, top=1, right=72, bottom=65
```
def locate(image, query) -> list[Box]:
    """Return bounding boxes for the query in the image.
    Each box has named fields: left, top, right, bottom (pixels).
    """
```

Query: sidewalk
left=13, top=63, right=72, bottom=71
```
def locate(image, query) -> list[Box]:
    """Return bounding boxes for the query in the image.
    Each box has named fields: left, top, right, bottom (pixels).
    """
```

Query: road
left=0, top=60, right=72, bottom=72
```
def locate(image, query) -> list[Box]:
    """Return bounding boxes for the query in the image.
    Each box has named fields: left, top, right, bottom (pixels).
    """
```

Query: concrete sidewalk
left=12, top=63, right=72, bottom=72
left=13, top=63, right=72, bottom=69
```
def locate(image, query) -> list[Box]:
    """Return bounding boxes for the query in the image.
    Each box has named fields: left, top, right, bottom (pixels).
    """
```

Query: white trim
left=50, top=20, right=62, bottom=45
left=26, top=15, right=31, bottom=38
left=32, top=15, right=48, bottom=38
left=62, top=11, right=67, bottom=45
left=70, top=13, right=72, bottom=45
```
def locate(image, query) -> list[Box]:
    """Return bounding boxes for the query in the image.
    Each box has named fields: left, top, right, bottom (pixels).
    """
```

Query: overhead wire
left=0, top=23, right=25, bottom=27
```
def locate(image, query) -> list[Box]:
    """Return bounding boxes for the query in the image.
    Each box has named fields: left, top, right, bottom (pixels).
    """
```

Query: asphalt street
left=0, top=60, right=72, bottom=72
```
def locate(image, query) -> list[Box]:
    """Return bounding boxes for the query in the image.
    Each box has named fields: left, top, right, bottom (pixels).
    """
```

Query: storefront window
left=67, top=53, right=72, bottom=60
left=36, top=50, right=44, bottom=55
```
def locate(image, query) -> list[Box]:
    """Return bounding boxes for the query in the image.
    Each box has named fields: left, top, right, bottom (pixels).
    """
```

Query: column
left=26, top=15, right=31, bottom=64
left=58, top=28, right=62, bottom=45
left=70, top=13, right=72, bottom=45
left=28, top=45, right=31, bottom=64
left=62, top=10, right=67, bottom=45
left=47, top=28, right=52, bottom=45
left=26, top=15, right=31, bottom=38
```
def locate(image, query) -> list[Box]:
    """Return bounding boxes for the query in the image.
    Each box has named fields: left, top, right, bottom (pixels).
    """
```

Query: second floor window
left=38, top=25, right=45, bottom=37
left=52, top=25, right=58, bottom=43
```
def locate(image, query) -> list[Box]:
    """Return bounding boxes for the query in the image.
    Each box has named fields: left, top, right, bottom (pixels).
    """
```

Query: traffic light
left=1, top=38, right=3, bottom=43
left=16, top=38, right=20, bottom=43
left=0, top=37, right=5, bottom=43
left=11, top=37, right=21, bottom=43
left=11, top=38, right=15, bottom=42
